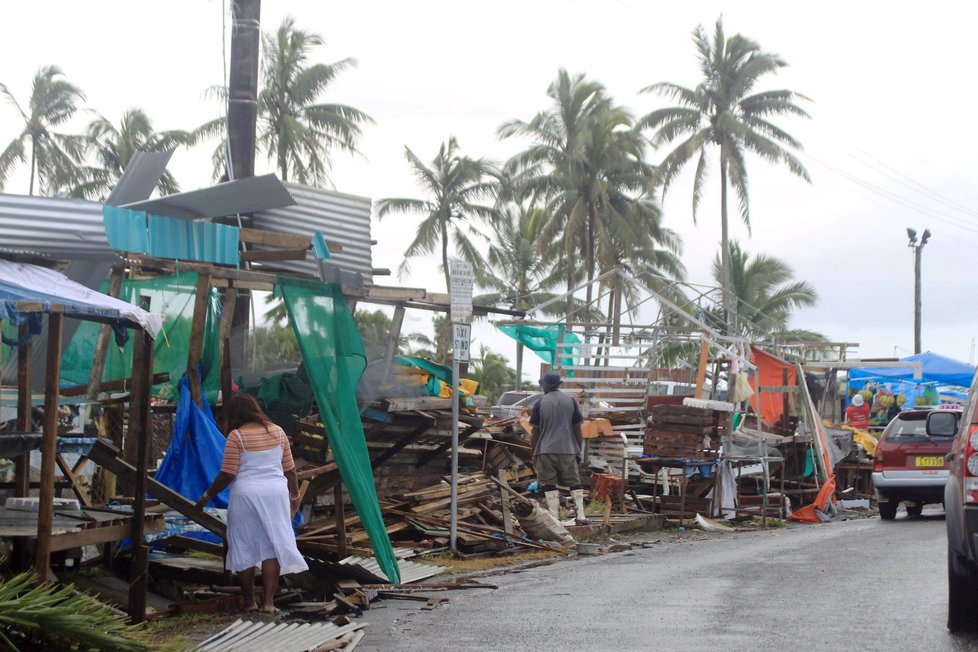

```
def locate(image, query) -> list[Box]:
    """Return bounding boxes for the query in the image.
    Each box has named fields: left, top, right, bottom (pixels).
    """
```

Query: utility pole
left=226, top=0, right=261, bottom=367
left=227, top=0, right=260, bottom=183
left=907, top=227, right=931, bottom=355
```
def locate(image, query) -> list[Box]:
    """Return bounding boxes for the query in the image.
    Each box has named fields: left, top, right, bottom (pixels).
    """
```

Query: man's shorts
left=536, top=453, right=581, bottom=488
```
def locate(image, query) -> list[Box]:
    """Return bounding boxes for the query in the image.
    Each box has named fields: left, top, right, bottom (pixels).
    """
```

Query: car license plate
left=915, top=456, right=944, bottom=467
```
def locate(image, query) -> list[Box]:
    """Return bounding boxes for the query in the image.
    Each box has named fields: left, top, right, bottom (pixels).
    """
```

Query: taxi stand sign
left=453, top=323, right=471, bottom=363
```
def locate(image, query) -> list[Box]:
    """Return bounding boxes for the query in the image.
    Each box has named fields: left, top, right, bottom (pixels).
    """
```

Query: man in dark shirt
left=530, top=372, right=587, bottom=525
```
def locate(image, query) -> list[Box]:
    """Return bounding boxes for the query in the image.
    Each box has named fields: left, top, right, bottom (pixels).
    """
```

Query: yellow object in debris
left=827, top=418, right=878, bottom=457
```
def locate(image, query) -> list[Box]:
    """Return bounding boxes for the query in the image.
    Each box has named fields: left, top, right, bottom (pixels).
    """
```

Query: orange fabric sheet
left=749, top=345, right=797, bottom=426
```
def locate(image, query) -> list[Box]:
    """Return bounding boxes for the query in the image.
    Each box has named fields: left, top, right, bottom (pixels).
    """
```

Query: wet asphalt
left=356, top=506, right=978, bottom=651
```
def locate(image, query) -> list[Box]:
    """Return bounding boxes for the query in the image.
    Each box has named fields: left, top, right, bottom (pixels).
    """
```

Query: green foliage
left=252, top=322, right=301, bottom=371
left=711, top=241, right=822, bottom=340
left=355, top=309, right=400, bottom=362
left=639, top=17, right=810, bottom=327
left=500, top=69, right=684, bottom=316
left=376, top=137, right=498, bottom=293
left=468, top=345, right=516, bottom=404
left=0, top=65, right=87, bottom=195
left=73, top=108, right=189, bottom=200
left=0, top=571, right=153, bottom=651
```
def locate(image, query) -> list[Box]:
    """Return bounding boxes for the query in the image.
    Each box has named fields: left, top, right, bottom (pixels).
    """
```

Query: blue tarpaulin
left=155, top=376, right=230, bottom=510
left=849, top=352, right=975, bottom=388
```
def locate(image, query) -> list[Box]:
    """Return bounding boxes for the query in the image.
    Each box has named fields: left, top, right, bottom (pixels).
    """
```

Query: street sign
left=449, top=259, right=474, bottom=323
left=453, top=322, right=471, bottom=363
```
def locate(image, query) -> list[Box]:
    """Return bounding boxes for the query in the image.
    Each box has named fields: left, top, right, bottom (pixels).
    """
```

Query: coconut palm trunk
left=719, top=154, right=736, bottom=330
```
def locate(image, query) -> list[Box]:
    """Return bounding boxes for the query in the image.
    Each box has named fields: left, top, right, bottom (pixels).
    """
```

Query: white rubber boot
left=572, top=489, right=589, bottom=525
left=545, top=491, right=561, bottom=521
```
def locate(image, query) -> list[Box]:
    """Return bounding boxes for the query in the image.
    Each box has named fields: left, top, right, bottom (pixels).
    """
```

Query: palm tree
left=73, top=108, right=189, bottom=200
left=498, top=70, right=613, bottom=306
left=195, top=17, right=372, bottom=185
left=638, top=18, right=811, bottom=328
left=469, top=345, right=516, bottom=404
left=713, top=240, right=821, bottom=340
left=474, top=204, right=563, bottom=387
left=376, top=137, right=497, bottom=292
left=0, top=66, right=86, bottom=195
left=501, top=70, right=680, bottom=319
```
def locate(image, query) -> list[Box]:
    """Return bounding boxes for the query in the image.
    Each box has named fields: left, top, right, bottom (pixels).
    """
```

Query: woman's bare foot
left=260, top=605, right=279, bottom=614
left=242, top=604, right=258, bottom=613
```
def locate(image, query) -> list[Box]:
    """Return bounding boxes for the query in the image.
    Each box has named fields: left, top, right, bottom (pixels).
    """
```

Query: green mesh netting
left=275, top=276, right=400, bottom=583
left=60, top=273, right=221, bottom=401
left=495, top=323, right=581, bottom=370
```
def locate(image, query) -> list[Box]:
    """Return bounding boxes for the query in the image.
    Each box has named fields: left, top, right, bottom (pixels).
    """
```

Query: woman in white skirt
left=196, top=394, right=308, bottom=613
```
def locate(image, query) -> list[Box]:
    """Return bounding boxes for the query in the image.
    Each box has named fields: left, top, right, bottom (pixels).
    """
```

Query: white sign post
left=448, top=260, right=473, bottom=554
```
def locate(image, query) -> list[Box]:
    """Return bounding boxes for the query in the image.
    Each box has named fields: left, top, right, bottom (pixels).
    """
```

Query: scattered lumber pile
left=644, top=405, right=730, bottom=459
left=296, top=472, right=570, bottom=558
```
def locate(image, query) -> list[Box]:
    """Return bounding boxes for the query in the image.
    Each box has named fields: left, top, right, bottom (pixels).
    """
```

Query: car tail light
left=964, top=425, right=978, bottom=503
left=873, top=452, right=883, bottom=472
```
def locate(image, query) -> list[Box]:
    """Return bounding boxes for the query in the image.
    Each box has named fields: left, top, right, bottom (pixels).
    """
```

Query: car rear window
left=497, top=393, right=525, bottom=406
left=885, top=413, right=928, bottom=439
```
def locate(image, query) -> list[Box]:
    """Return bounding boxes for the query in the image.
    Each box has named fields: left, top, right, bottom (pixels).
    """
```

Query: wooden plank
left=73, top=574, right=172, bottom=619
left=384, top=397, right=455, bottom=412
left=239, top=248, right=309, bottom=262
left=88, top=440, right=226, bottom=538
left=759, top=385, right=799, bottom=393
left=49, top=517, right=164, bottom=552
left=238, top=227, right=312, bottom=249
left=54, top=454, right=91, bottom=508
left=35, top=312, right=63, bottom=582
left=61, top=373, right=170, bottom=397
left=186, top=273, right=211, bottom=406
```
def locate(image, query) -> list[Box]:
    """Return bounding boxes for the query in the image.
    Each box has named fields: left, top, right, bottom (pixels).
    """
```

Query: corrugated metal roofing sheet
left=106, top=149, right=173, bottom=206
left=0, top=193, right=110, bottom=259
left=340, top=553, right=446, bottom=584
left=253, top=183, right=373, bottom=280
left=103, top=206, right=240, bottom=265
left=122, top=174, right=295, bottom=219
left=198, top=618, right=365, bottom=652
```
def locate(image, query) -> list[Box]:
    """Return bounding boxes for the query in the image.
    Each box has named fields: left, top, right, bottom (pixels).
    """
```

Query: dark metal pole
left=227, top=0, right=260, bottom=183
left=914, top=244, right=922, bottom=355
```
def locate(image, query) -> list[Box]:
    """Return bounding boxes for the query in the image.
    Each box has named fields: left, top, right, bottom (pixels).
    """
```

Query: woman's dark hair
left=227, top=394, right=271, bottom=433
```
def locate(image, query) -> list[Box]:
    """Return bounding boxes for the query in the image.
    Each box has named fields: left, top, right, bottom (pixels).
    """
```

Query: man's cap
left=539, top=372, right=562, bottom=390
left=851, top=394, right=864, bottom=407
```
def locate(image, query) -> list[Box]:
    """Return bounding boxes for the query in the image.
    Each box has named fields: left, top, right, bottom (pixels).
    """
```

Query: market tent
left=850, top=352, right=975, bottom=388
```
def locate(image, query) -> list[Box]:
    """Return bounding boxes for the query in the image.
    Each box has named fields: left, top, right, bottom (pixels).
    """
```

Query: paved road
left=358, top=507, right=978, bottom=651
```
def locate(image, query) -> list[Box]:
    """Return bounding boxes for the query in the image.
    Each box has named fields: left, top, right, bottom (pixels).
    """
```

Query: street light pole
left=907, top=227, right=931, bottom=355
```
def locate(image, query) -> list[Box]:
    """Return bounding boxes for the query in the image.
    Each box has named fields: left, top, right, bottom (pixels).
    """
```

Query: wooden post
left=85, top=266, right=125, bottom=402
left=35, top=312, right=63, bottom=582
left=334, top=483, right=347, bottom=558
left=781, top=368, right=790, bottom=435
left=15, top=323, right=32, bottom=497
left=219, top=285, right=238, bottom=433
left=12, top=323, right=33, bottom=571
left=128, top=314, right=153, bottom=623
left=186, top=273, right=211, bottom=407
left=380, top=305, right=405, bottom=382
left=694, top=334, right=710, bottom=399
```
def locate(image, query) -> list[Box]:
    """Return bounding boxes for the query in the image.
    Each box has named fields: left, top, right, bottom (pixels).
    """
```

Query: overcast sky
left=3, top=1, right=977, bottom=371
